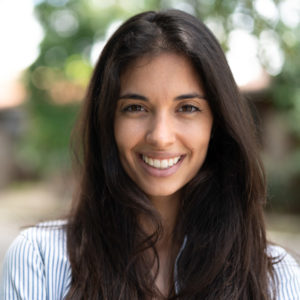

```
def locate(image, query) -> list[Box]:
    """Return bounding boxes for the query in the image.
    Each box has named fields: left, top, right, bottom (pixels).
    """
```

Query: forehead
left=120, top=52, right=204, bottom=94
left=122, top=51, right=197, bottom=75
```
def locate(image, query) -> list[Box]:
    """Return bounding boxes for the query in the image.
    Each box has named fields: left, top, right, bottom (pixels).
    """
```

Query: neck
left=149, top=193, right=180, bottom=250
left=143, top=193, right=181, bottom=297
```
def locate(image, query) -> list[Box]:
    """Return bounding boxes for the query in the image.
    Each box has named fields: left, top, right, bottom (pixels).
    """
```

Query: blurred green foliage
left=21, top=0, right=300, bottom=210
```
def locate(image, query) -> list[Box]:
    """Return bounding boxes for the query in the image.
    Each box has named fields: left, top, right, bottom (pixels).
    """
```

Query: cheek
left=180, top=122, right=213, bottom=165
left=114, top=118, right=144, bottom=154
left=181, top=120, right=212, bottom=146
left=114, top=119, right=126, bottom=154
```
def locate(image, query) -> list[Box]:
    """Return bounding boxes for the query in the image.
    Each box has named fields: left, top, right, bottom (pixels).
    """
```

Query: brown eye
left=122, top=104, right=146, bottom=112
left=178, top=105, right=200, bottom=113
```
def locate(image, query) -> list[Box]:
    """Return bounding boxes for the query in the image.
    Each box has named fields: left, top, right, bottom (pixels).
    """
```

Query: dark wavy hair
left=66, top=9, right=276, bottom=299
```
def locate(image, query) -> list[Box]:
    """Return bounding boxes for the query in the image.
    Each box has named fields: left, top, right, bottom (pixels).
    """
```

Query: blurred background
left=0, top=0, right=300, bottom=269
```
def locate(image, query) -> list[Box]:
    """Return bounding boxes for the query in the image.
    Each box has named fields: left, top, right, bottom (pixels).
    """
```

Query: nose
left=146, top=112, right=175, bottom=148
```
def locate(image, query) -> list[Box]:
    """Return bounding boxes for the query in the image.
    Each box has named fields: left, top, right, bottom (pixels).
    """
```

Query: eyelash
left=178, top=104, right=201, bottom=113
left=122, top=104, right=201, bottom=113
left=122, top=104, right=146, bottom=112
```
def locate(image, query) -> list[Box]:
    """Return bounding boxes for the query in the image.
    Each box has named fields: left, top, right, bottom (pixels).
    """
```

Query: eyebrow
left=118, top=93, right=148, bottom=101
left=175, top=93, right=207, bottom=100
left=118, top=93, right=207, bottom=101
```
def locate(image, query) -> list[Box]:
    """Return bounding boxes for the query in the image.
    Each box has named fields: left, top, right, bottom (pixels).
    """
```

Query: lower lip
left=138, top=155, right=184, bottom=177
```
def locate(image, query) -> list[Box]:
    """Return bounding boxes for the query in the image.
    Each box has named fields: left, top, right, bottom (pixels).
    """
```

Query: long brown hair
left=66, top=10, right=276, bottom=299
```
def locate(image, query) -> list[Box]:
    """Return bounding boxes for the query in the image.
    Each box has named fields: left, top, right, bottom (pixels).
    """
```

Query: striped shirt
left=1, top=220, right=300, bottom=299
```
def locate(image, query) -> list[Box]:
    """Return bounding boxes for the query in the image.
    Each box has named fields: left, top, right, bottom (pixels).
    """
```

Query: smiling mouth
left=141, top=154, right=183, bottom=169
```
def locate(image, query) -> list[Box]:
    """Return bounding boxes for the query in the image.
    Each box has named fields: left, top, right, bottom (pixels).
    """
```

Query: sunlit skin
left=114, top=52, right=214, bottom=296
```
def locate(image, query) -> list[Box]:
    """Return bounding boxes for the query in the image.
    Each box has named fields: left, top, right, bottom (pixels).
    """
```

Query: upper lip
left=139, top=152, right=184, bottom=159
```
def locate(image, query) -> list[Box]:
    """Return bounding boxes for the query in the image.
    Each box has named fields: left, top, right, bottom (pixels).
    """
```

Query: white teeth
left=173, top=157, right=180, bottom=164
left=142, top=155, right=181, bottom=169
left=153, top=159, right=160, bottom=168
left=161, top=159, right=168, bottom=168
left=148, top=158, right=154, bottom=166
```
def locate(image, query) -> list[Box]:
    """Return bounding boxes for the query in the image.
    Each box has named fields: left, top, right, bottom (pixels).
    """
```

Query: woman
left=1, top=9, right=300, bottom=300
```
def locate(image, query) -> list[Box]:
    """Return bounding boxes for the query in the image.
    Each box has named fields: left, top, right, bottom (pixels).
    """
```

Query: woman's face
left=114, top=52, right=213, bottom=200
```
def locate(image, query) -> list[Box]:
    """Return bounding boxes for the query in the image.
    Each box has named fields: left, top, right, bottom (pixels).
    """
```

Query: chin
left=143, top=187, right=181, bottom=200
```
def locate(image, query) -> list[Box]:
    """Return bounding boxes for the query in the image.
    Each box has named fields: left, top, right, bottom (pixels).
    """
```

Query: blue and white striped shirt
left=1, top=220, right=300, bottom=299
